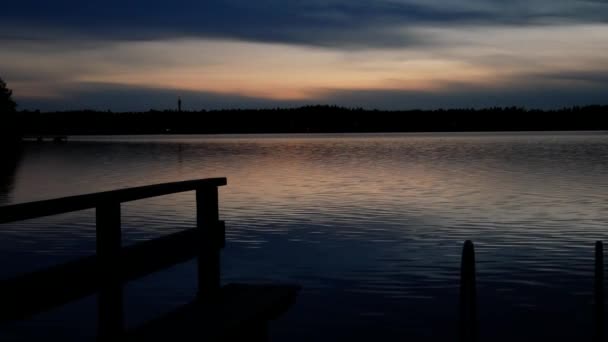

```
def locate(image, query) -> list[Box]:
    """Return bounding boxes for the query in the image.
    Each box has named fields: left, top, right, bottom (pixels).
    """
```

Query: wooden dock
left=0, top=179, right=604, bottom=341
left=0, top=178, right=300, bottom=341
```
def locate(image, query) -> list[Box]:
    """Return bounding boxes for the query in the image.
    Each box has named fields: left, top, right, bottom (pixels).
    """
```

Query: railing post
left=196, top=186, right=223, bottom=301
left=96, top=202, right=124, bottom=340
left=595, top=241, right=605, bottom=342
left=460, top=240, right=478, bottom=342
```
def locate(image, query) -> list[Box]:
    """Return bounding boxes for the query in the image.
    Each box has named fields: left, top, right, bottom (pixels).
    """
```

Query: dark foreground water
left=1, top=132, right=608, bottom=341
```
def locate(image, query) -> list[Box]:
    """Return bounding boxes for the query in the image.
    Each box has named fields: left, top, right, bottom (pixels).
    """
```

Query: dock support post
left=96, top=202, right=124, bottom=340
left=460, top=240, right=478, bottom=342
left=595, top=241, right=605, bottom=342
left=196, top=186, right=222, bottom=301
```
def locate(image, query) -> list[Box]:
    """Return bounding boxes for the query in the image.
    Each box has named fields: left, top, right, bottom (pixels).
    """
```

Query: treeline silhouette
left=13, top=105, right=608, bottom=135
left=0, top=77, right=20, bottom=147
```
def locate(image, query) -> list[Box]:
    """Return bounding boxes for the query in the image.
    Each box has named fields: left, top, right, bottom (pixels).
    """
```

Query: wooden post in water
left=459, top=240, right=478, bottom=342
left=96, top=202, right=124, bottom=340
left=196, top=186, right=222, bottom=301
left=595, top=241, right=605, bottom=342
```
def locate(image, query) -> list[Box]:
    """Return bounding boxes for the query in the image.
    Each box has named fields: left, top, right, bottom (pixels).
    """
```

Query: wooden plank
left=128, top=283, right=301, bottom=341
left=96, top=203, right=125, bottom=339
left=196, top=186, right=222, bottom=300
left=595, top=241, right=605, bottom=342
left=121, top=223, right=224, bottom=283
left=459, top=240, right=478, bottom=342
left=0, top=225, right=223, bottom=322
left=0, top=178, right=227, bottom=224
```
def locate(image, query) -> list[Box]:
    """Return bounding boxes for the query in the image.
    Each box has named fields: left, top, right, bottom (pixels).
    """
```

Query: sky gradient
left=1, top=0, right=608, bottom=111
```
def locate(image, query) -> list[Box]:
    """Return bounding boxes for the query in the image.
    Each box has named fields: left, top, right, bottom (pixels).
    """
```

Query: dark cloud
left=2, top=0, right=608, bottom=48
left=0, top=1, right=459, bottom=48
left=534, top=70, right=608, bottom=85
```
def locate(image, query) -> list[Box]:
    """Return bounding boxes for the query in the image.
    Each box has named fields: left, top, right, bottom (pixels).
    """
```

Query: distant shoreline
left=59, top=130, right=608, bottom=138
left=10, top=105, right=608, bottom=135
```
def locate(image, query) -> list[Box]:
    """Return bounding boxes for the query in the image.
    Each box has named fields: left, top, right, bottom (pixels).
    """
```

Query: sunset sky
left=1, top=0, right=608, bottom=111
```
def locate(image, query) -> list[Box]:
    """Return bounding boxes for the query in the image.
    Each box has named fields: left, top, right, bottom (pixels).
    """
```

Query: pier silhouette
left=0, top=179, right=300, bottom=341
left=0, top=180, right=605, bottom=341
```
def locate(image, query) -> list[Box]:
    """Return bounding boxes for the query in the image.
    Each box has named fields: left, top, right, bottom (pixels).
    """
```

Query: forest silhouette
left=0, top=78, right=16, bottom=113
left=0, top=78, right=20, bottom=146
left=1, top=77, right=608, bottom=135
left=13, top=105, right=608, bottom=135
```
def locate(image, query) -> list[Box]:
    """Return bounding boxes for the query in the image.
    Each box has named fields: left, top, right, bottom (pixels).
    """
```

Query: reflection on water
left=1, top=132, right=608, bottom=341
left=0, top=147, right=21, bottom=205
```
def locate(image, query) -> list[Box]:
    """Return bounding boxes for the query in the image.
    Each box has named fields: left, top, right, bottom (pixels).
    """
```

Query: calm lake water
left=1, top=132, right=608, bottom=341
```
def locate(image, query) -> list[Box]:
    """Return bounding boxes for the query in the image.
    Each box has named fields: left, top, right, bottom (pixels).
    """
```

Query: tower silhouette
left=178, top=96, right=182, bottom=112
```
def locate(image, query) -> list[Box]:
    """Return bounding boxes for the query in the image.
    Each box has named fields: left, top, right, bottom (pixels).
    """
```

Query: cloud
left=15, top=71, right=608, bottom=112
left=318, top=79, right=608, bottom=110
left=534, top=70, right=608, bottom=85
left=3, top=1, right=608, bottom=110
left=2, top=0, right=608, bottom=49
left=14, top=82, right=308, bottom=112
left=0, top=0, right=474, bottom=49
left=2, top=22, right=608, bottom=111
left=309, top=66, right=608, bottom=109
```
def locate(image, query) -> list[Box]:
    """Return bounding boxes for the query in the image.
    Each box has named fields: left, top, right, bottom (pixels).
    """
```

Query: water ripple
left=0, top=132, right=607, bottom=341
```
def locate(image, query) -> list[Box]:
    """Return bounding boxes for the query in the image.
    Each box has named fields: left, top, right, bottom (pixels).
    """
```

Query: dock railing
left=0, top=178, right=227, bottom=339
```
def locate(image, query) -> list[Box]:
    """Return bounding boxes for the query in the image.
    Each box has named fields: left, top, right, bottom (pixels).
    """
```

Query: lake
left=1, top=132, right=608, bottom=341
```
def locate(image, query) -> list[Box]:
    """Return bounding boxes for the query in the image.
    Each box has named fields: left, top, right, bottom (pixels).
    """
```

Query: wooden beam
left=595, top=241, right=605, bottom=342
left=196, top=186, right=222, bottom=301
left=0, top=227, right=220, bottom=322
left=96, top=202, right=124, bottom=340
left=0, top=178, right=227, bottom=224
left=459, top=240, right=478, bottom=342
